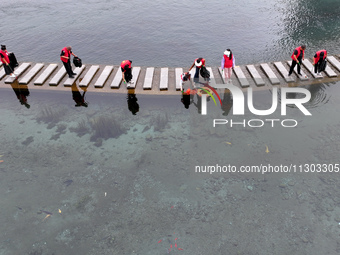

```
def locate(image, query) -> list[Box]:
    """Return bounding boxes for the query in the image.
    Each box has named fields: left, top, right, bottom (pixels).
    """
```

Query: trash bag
left=318, top=59, right=327, bottom=72
left=200, top=66, right=210, bottom=79
left=8, top=52, right=18, bottom=69
left=73, top=57, right=82, bottom=68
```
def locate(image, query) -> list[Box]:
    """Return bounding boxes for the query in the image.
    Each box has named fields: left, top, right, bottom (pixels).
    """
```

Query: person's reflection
left=221, top=88, right=233, bottom=116
left=180, top=72, right=196, bottom=109
left=71, top=83, right=88, bottom=107
left=127, top=89, right=139, bottom=115
left=10, top=80, right=30, bottom=108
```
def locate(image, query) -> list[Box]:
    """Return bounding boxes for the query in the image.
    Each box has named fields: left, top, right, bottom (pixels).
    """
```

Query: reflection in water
left=10, top=80, right=30, bottom=108
left=71, top=83, right=88, bottom=107
left=127, top=89, right=139, bottom=115
left=221, top=89, right=233, bottom=116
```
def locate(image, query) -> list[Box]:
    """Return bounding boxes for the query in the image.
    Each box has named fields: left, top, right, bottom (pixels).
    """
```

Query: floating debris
left=265, top=145, right=270, bottom=153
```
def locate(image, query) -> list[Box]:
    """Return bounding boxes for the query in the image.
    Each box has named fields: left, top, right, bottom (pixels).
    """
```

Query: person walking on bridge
left=288, top=45, right=306, bottom=76
left=313, top=49, right=327, bottom=75
left=60, top=46, right=78, bottom=78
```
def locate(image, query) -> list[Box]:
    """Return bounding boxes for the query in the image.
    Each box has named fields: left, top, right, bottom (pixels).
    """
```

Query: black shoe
left=69, top=75, right=74, bottom=78
left=298, top=73, right=302, bottom=76
left=72, top=72, right=77, bottom=75
left=288, top=73, right=291, bottom=76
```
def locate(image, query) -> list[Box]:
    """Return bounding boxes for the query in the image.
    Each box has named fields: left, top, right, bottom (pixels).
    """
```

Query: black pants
left=289, top=58, right=302, bottom=75
left=63, top=61, right=73, bottom=77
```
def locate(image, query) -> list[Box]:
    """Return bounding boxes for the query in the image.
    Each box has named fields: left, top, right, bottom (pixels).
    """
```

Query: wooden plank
left=5, top=63, right=31, bottom=84
left=111, top=68, right=122, bottom=88
left=175, top=68, right=183, bottom=90
left=94, top=65, right=113, bottom=88
left=0, top=65, right=6, bottom=80
left=49, top=66, right=67, bottom=86
left=302, top=59, right=322, bottom=78
left=217, top=67, right=225, bottom=83
left=127, top=67, right=141, bottom=89
left=64, top=65, right=86, bottom=87
left=324, top=61, right=337, bottom=77
left=159, top=67, right=168, bottom=90
left=260, top=63, right=280, bottom=84
left=233, top=66, right=249, bottom=87
left=79, top=65, right=99, bottom=87
left=143, top=67, right=154, bottom=90
left=327, top=56, right=340, bottom=72
left=273, top=62, right=294, bottom=83
left=34, top=64, right=58, bottom=85
left=287, top=60, right=309, bottom=81
left=19, top=63, right=44, bottom=84
left=246, top=65, right=265, bottom=86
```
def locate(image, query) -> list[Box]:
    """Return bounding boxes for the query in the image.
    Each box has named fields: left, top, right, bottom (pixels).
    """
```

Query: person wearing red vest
left=288, top=45, right=306, bottom=76
left=0, top=45, right=16, bottom=78
left=189, top=57, right=206, bottom=83
left=313, top=49, right=327, bottom=75
left=60, top=46, right=78, bottom=78
left=221, top=49, right=235, bottom=83
left=121, top=60, right=133, bottom=84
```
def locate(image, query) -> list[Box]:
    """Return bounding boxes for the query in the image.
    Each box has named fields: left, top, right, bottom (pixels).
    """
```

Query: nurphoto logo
left=198, top=83, right=312, bottom=128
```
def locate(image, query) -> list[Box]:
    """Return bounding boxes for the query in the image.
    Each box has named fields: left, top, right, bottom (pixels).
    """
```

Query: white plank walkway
left=143, top=67, right=154, bottom=90
left=233, top=66, right=249, bottom=87
left=94, top=65, right=113, bottom=88
left=5, top=63, right=31, bottom=84
left=127, top=67, right=141, bottom=89
left=246, top=65, right=265, bottom=86
left=324, top=61, right=337, bottom=77
left=49, top=66, right=67, bottom=86
left=260, top=63, right=280, bottom=85
left=160, top=67, right=168, bottom=90
left=206, top=67, right=216, bottom=86
left=64, top=65, right=86, bottom=87
left=0, top=65, right=6, bottom=80
left=327, top=56, right=340, bottom=72
left=302, top=59, right=323, bottom=79
left=34, top=64, right=58, bottom=85
left=287, top=60, right=309, bottom=81
left=19, top=63, right=44, bottom=85
left=175, top=68, right=183, bottom=90
left=274, top=62, right=294, bottom=83
left=111, top=68, right=122, bottom=88
left=79, top=65, right=99, bottom=87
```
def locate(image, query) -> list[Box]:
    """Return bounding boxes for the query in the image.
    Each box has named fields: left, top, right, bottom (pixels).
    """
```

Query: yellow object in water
left=58, top=209, right=62, bottom=214
left=265, top=145, right=270, bottom=153
left=225, top=142, right=232, bottom=145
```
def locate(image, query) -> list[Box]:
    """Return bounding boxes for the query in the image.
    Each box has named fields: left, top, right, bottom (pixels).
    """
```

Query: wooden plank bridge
left=1, top=55, right=340, bottom=94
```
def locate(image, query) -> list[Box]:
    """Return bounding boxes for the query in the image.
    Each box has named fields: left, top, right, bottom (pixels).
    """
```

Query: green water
left=1, top=81, right=340, bottom=254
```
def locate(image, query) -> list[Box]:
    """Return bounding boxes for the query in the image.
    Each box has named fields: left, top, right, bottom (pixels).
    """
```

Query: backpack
left=73, top=57, right=82, bottom=68
left=200, top=66, right=210, bottom=79
left=8, top=52, right=19, bottom=69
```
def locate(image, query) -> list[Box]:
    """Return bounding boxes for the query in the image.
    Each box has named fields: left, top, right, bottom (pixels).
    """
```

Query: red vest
left=60, top=47, right=70, bottom=63
left=0, top=50, right=10, bottom=64
left=223, top=55, right=233, bottom=68
left=315, top=50, right=327, bottom=63
left=291, top=47, right=304, bottom=60
left=121, top=60, right=131, bottom=71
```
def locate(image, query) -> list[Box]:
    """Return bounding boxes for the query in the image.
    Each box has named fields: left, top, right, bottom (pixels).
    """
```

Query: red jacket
left=60, top=47, right=70, bottom=63
left=223, top=55, right=233, bottom=68
left=0, top=50, right=10, bottom=64
left=314, top=50, right=327, bottom=63
left=121, top=60, right=132, bottom=72
left=291, top=46, right=304, bottom=60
